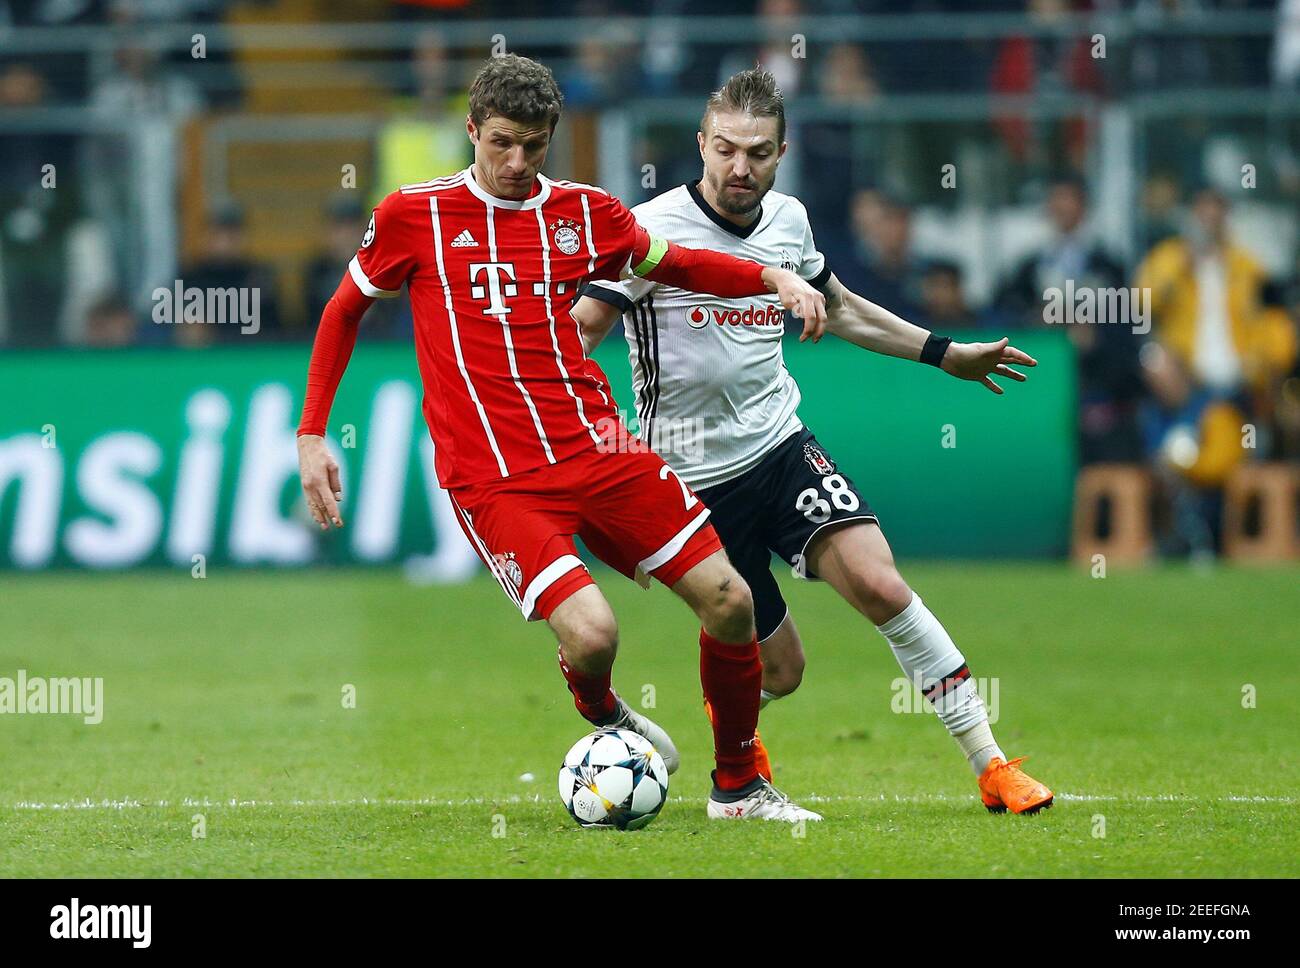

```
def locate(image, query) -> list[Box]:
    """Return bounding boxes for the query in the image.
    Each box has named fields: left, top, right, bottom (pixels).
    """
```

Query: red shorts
left=448, top=444, right=722, bottom=621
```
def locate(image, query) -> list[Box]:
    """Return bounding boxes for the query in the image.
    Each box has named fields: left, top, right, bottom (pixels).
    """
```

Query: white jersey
left=585, top=181, right=829, bottom=489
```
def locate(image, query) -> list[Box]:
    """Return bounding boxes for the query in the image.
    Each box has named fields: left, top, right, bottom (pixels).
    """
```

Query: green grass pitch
left=2, top=563, right=1296, bottom=878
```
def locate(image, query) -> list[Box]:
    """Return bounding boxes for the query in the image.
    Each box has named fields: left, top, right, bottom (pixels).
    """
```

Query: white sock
left=876, top=592, right=1005, bottom=775
left=759, top=689, right=778, bottom=712
left=954, top=720, right=1003, bottom=776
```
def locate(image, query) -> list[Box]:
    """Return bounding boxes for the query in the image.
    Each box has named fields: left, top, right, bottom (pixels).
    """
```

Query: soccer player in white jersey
left=572, top=69, right=1054, bottom=814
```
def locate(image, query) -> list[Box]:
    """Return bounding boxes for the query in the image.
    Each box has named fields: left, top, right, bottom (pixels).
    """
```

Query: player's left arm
left=590, top=194, right=825, bottom=332
left=821, top=273, right=1037, bottom=394
left=573, top=241, right=826, bottom=352
left=571, top=294, right=622, bottom=355
left=631, top=227, right=826, bottom=332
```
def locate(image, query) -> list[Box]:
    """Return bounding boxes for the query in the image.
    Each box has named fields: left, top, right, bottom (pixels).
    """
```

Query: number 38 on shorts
left=692, top=428, right=878, bottom=590
left=795, top=473, right=860, bottom=523
left=767, top=431, right=877, bottom=574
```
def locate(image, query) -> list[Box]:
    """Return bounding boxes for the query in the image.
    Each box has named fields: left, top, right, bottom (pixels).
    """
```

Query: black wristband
left=920, top=333, right=952, bottom=367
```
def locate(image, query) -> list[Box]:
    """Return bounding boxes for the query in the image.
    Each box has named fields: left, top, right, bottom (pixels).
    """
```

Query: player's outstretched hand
left=763, top=267, right=826, bottom=342
left=298, top=433, right=344, bottom=530
left=940, top=337, right=1037, bottom=394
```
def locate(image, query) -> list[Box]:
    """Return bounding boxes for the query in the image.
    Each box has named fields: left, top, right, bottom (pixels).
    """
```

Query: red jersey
left=298, top=165, right=776, bottom=491
left=350, top=167, right=640, bottom=489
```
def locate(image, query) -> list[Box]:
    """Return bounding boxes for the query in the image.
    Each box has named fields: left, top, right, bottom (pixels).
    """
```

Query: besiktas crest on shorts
left=803, top=442, right=835, bottom=475
left=550, top=217, right=582, bottom=256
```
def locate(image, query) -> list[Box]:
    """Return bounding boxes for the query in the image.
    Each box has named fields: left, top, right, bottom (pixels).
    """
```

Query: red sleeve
left=351, top=192, right=419, bottom=298
left=588, top=193, right=769, bottom=296
left=631, top=225, right=768, bottom=297
left=297, top=272, right=373, bottom=437
left=588, top=193, right=641, bottom=281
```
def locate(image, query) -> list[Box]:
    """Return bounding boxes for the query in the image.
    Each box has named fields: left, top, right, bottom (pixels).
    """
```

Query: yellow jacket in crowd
left=1136, top=237, right=1297, bottom=390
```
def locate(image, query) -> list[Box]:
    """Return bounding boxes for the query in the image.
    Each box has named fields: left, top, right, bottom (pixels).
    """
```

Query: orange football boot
left=979, top=756, right=1054, bottom=814
left=703, top=698, right=772, bottom=782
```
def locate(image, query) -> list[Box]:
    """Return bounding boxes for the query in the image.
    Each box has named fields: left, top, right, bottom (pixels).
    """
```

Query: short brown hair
left=468, top=53, right=564, bottom=131
left=701, top=68, right=786, bottom=144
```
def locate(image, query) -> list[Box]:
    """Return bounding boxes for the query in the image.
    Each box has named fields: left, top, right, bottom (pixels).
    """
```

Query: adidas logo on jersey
left=450, top=229, right=479, bottom=248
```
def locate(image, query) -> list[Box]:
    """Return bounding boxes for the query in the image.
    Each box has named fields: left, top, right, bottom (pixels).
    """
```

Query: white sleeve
left=585, top=202, right=662, bottom=308
left=795, top=203, right=831, bottom=287
left=583, top=273, right=656, bottom=313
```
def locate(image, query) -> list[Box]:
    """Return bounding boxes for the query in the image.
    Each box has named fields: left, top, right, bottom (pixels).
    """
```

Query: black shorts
left=695, top=428, right=878, bottom=641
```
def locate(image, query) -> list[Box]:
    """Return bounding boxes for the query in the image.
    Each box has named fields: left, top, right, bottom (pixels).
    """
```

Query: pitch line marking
left=7, top=793, right=1297, bottom=811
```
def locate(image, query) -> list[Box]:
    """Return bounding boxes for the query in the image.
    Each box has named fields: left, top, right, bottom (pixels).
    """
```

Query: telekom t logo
left=469, top=262, right=518, bottom=316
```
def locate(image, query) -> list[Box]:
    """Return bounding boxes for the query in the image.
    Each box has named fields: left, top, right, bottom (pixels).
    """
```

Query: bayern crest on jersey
left=803, top=442, right=835, bottom=475
left=494, top=551, right=523, bottom=588
left=550, top=217, right=582, bottom=256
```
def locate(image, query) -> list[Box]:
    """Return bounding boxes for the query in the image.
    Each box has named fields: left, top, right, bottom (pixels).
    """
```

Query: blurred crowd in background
left=1, top=0, right=1298, bottom=556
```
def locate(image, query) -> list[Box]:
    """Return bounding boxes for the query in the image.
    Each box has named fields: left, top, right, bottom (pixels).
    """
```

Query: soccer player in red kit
left=295, top=54, right=823, bottom=821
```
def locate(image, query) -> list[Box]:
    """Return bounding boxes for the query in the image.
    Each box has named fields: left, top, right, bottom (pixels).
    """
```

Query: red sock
left=557, top=647, right=618, bottom=722
left=699, top=629, right=762, bottom=790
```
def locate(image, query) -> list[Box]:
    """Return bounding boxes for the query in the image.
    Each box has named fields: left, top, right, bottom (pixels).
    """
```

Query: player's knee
left=847, top=564, right=912, bottom=619
left=705, top=575, right=754, bottom=642
left=562, top=613, right=619, bottom=671
left=763, top=651, right=804, bottom=696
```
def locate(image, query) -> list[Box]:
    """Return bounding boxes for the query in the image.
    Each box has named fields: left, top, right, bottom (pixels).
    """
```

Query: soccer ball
left=558, top=727, right=670, bottom=830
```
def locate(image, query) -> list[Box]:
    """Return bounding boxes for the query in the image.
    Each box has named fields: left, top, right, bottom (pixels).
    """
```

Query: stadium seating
left=1071, top=464, right=1154, bottom=566
left=1222, top=462, right=1300, bottom=562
